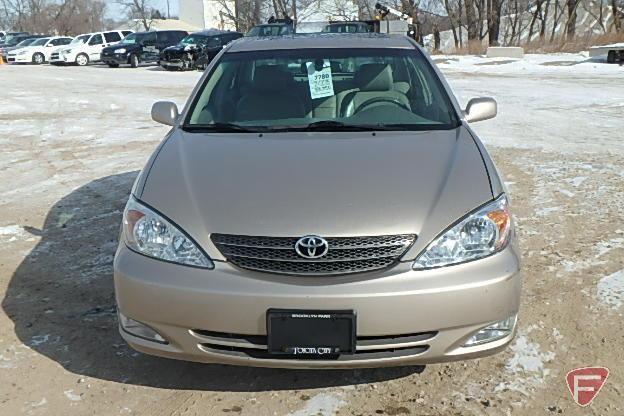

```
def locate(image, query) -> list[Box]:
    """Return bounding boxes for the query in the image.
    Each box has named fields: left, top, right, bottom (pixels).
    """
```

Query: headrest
left=252, top=65, right=292, bottom=93
left=354, top=63, right=393, bottom=91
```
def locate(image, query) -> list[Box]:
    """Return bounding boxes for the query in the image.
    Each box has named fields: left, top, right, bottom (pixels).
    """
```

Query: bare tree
left=564, top=0, right=579, bottom=40
left=487, top=0, right=503, bottom=45
left=463, top=0, right=479, bottom=40
left=116, top=0, right=154, bottom=31
left=611, top=0, right=621, bottom=32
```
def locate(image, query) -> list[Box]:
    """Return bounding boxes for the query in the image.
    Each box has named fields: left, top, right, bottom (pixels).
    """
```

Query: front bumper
left=114, top=244, right=521, bottom=369
left=50, top=52, right=74, bottom=64
left=7, top=54, right=29, bottom=63
left=160, top=58, right=184, bottom=68
left=101, top=53, right=128, bottom=65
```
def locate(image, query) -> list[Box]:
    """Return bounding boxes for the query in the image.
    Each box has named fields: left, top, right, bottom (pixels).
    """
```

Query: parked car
left=50, top=30, right=133, bottom=66
left=322, top=22, right=371, bottom=33
left=159, top=29, right=242, bottom=71
left=115, top=34, right=521, bottom=369
left=7, top=36, right=72, bottom=64
left=0, top=31, right=30, bottom=47
left=101, top=30, right=187, bottom=68
left=246, top=23, right=294, bottom=37
left=1, top=35, right=47, bottom=61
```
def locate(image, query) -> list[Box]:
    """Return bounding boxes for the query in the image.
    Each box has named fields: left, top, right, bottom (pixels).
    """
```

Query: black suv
left=101, top=30, right=188, bottom=68
left=160, top=29, right=243, bottom=71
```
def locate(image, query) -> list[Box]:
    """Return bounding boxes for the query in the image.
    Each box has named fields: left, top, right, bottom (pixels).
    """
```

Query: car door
left=87, top=34, right=104, bottom=60
left=140, top=32, right=158, bottom=62
left=205, top=36, right=222, bottom=59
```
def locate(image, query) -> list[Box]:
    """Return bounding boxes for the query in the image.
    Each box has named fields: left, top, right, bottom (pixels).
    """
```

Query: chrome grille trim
left=190, top=329, right=437, bottom=353
left=211, top=234, right=416, bottom=276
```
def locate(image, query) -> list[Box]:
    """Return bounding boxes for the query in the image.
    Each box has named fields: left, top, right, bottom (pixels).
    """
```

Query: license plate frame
left=267, top=309, right=356, bottom=356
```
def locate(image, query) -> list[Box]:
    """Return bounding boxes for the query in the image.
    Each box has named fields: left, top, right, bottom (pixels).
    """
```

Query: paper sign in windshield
left=306, top=59, right=334, bottom=100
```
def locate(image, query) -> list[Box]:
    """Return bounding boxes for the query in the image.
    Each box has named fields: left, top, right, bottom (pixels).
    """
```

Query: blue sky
left=108, top=0, right=180, bottom=20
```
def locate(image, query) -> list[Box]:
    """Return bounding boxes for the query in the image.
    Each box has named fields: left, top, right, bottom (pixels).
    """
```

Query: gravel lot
left=1, top=54, right=623, bottom=415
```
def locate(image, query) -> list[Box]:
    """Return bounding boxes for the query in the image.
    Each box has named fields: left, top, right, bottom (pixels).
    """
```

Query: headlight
left=413, top=194, right=511, bottom=269
left=122, top=196, right=213, bottom=268
left=114, top=48, right=126, bottom=54
left=64, top=49, right=72, bottom=54
left=17, top=50, right=27, bottom=55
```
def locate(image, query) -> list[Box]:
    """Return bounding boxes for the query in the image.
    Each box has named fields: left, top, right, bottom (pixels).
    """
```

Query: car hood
left=139, top=127, right=493, bottom=260
left=103, top=43, right=137, bottom=53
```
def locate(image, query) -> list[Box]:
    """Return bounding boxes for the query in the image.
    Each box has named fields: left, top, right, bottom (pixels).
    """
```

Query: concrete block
left=486, top=47, right=524, bottom=58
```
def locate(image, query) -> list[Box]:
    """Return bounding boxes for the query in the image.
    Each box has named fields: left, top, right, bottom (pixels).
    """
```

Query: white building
left=179, top=0, right=236, bottom=31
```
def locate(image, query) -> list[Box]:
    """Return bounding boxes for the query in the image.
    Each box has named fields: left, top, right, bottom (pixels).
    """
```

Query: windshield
left=70, top=35, right=90, bottom=45
left=15, top=38, right=37, bottom=47
left=31, top=38, right=50, bottom=46
left=180, top=34, right=207, bottom=45
left=246, top=25, right=289, bottom=37
left=120, top=33, right=139, bottom=44
left=185, top=48, right=459, bottom=132
left=4, top=34, right=21, bottom=44
left=323, top=24, right=368, bottom=33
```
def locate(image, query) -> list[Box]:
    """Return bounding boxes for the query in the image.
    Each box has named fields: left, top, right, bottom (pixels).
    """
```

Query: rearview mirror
left=464, top=97, right=497, bottom=123
left=151, top=101, right=179, bottom=126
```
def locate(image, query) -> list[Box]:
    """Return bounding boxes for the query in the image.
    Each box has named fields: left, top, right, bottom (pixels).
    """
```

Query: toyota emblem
left=295, top=235, right=329, bottom=259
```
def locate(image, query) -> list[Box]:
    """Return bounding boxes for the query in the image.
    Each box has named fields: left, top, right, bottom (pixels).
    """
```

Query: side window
left=156, top=32, right=168, bottom=44
left=104, top=32, right=121, bottom=43
left=60, top=38, right=72, bottom=45
left=158, top=32, right=174, bottom=44
left=207, top=37, right=221, bottom=47
left=50, top=38, right=62, bottom=46
left=89, top=34, right=103, bottom=45
left=142, top=32, right=157, bottom=45
left=122, top=31, right=133, bottom=37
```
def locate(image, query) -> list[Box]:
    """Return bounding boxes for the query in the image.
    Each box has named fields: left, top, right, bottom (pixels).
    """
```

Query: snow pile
left=289, top=392, right=346, bottom=416
left=597, top=269, right=624, bottom=310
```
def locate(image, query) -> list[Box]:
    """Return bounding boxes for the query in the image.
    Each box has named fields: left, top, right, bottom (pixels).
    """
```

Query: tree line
left=2, top=0, right=622, bottom=47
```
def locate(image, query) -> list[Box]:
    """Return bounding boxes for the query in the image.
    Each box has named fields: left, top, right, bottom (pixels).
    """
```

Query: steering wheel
left=350, top=97, right=411, bottom=116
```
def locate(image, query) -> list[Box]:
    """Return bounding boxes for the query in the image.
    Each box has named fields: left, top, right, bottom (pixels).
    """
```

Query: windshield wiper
left=182, top=123, right=267, bottom=133
left=277, top=120, right=394, bottom=132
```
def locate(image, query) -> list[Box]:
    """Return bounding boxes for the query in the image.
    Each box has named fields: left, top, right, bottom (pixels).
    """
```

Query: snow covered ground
left=0, top=56, right=623, bottom=415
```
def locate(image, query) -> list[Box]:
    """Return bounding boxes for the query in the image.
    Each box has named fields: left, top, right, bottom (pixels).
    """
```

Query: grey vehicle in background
left=114, top=34, right=521, bottom=369
left=246, top=23, right=295, bottom=37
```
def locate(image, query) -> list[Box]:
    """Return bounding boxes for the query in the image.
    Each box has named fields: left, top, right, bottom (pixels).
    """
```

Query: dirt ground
left=1, top=58, right=623, bottom=416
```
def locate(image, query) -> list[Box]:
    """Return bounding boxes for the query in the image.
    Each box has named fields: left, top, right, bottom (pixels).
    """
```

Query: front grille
left=211, top=234, right=416, bottom=276
left=190, top=329, right=435, bottom=361
left=51, top=52, right=59, bottom=60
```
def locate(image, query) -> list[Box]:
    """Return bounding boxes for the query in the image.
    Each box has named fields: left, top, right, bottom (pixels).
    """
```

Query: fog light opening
left=118, top=312, right=168, bottom=344
left=463, top=314, right=517, bottom=347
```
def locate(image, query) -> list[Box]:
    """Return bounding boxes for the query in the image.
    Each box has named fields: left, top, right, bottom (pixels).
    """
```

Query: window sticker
left=306, top=59, right=334, bottom=100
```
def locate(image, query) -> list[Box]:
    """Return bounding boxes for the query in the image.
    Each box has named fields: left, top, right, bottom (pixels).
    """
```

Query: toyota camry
left=113, top=33, right=521, bottom=368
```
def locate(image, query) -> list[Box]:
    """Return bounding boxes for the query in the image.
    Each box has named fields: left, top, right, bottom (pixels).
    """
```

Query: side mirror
left=151, top=101, right=179, bottom=126
left=464, top=97, right=497, bottom=123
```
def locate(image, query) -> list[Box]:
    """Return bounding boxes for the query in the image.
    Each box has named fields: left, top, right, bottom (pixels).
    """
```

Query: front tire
left=76, top=53, right=89, bottom=66
left=32, top=52, right=45, bottom=65
left=181, top=55, right=193, bottom=71
left=129, top=54, right=139, bottom=68
left=607, top=50, right=616, bottom=64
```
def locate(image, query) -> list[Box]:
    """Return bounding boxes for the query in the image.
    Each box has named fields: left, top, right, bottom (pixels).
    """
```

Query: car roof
left=191, top=29, right=238, bottom=36
left=228, top=33, right=415, bottom=52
